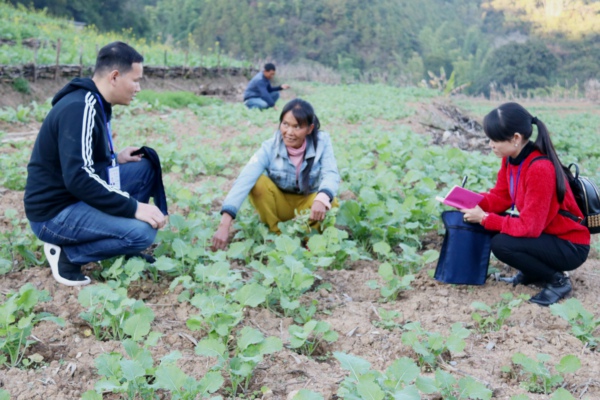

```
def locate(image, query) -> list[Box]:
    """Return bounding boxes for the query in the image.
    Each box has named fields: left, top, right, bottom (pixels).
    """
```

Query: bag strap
left=559, top=209, right=584, bottom=224
left=568, top=163, right=580, bottom=179
left=561, top=162, right=585, bottom=224
left=529, top=157, right=585, bottom=225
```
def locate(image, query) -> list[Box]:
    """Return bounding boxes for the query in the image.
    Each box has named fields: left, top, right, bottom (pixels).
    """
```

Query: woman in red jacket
left=461, top=102, right=590, bottom=306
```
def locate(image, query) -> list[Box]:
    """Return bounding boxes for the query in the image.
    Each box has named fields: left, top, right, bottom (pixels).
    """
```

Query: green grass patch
left=136, top=90, right=222, bottom=108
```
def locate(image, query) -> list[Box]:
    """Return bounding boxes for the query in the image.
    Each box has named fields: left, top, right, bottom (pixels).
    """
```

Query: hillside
left=7, top=0, right=599, bottom=95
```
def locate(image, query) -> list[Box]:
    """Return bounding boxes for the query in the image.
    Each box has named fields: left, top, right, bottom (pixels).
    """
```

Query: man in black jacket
left=24, top=41, right=166, bottom=286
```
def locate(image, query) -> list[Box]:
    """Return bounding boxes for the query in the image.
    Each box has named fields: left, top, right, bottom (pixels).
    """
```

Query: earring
left=514, top=143, right=518, bottom=147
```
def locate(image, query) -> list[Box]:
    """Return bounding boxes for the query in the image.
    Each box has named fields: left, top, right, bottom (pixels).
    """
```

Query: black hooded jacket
left=24, top=78, right=138, bottom=222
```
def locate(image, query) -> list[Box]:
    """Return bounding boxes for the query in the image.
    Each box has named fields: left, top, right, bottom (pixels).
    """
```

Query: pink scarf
left=286, top=140, right=307, bottom=180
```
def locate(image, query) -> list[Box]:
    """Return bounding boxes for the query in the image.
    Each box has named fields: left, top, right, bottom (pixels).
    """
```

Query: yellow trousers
left=248, top=175, right=338, bottom=233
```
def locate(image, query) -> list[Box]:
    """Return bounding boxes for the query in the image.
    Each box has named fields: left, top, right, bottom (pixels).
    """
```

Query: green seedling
left=511, top=352, right=580, bottom=394
left=186, top=281, right=267, bottom=342
left=401, top=322, right=470, bottom=369
left=101, top=257, right=146, bottom=286
left=334, top=352, right=492, bottom=400
left=0, top=283, right=64, bottom=367
left=288, top=320, right=339, bottom=356
left=83, top=338, right=223, bottom=400
left=0, top=208, right=43, bottom=272
left=471, top=293, right=529, bottom=333
left=294, top=300, right=318, bottom=325
left=373, top=308, right=403, bottom=330
left=305, top=225, right=360, bottom=270
left=195, top=326, right=282, bottom=397
left=250, top=235, right=315, bottom=317
left=550, top=298, right=600, bottom=350
left=366, top=262, right=415, bottom=302
left=78, top=282, right=155, bottom=341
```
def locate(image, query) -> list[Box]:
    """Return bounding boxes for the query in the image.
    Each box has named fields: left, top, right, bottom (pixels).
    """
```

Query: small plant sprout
left=288, top=320, right=339, bottom=356
left=0, top=283, right=65, bottom=368
left=401, top=322, right=470, bottom=369
left=373, top=307, right=404, bottom=330
left=511, top=353, right=581, bottom=394
left=550, top=298, right=600, bottom=350
left=471, top=293, right=529, bottom=333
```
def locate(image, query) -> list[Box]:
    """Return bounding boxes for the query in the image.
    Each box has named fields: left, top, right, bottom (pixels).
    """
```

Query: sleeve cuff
left=314, top=192, right=332, bottom=210
left=318, top=189, right=334, bottom=202
left=221, top=206, right=237, bottom=219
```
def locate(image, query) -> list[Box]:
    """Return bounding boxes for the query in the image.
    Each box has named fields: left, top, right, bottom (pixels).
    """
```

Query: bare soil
left=1, top=92, right=600, bottom=400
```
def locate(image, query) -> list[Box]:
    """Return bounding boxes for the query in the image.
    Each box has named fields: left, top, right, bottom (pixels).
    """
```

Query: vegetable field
left=1, top=83, right=600, bottom=400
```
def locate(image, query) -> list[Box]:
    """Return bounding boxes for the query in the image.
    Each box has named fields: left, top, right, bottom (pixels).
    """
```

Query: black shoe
left=125, top=252, right=156, bottom=264
left=529, top=272, right=572, bottom=307
left=498, top=272, right=542, bottom=287
left=44, top=243, right=91, bottom=286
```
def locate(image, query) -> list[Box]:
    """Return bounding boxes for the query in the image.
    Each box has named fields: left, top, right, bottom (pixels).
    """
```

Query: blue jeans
left=244, top=91, right=280, bottom=109
left=30, top=159, right=158, bottom=264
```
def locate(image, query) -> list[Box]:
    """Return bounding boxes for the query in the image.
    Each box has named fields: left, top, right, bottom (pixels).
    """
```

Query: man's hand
left=211, top=213, right=233, bottom=251
left=281, top=84, right=291, bottom=90
left=135, top=202, right=166, bottom=229
left=310, top=200, right=327, bottom=221
left=117, top=146, right=143, bottom=164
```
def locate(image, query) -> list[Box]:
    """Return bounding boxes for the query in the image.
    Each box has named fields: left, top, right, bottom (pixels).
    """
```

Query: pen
left=461, top=175, right=468, bottom=188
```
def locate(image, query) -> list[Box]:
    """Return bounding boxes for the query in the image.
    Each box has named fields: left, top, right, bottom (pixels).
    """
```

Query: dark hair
left=483, top=102, right=567, bottom=202
left=264, top=63, right=276, bottom=72
left=93, top=42, right=144, bottom=77
left=279, top=98, right=321, bottom=194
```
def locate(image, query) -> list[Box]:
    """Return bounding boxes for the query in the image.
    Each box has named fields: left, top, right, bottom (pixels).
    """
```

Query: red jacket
left=479, top=149, right=590, bottom=245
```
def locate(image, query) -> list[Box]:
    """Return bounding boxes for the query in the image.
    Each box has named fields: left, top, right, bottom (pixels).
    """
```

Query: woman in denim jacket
left=211, top=98, right=340, bottom=250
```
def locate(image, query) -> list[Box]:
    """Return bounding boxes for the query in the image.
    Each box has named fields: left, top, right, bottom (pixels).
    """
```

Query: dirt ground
left=1, top=90, right=600, bottom=400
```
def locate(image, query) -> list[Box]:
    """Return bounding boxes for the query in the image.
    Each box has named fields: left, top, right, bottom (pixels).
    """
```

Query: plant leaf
left=556, top=354, right=581, bottom=374
left=119, top=359, right=145, bottom=381
left=550, top=388, right=576, bottom=400
left=195, top=338, right=227, bottom=360
left=357, top=375, right=385, bottom=400
left=334, top=352, right=371, bottom=381
left=234, top=283, right=268, bottom=307
left=123, top=314, right=151, bottom=341
left=154, top=364, right=187, bottom=393
left=290, top=389, right=325, bottom=400
left=238, top=326, right=264, bottom=351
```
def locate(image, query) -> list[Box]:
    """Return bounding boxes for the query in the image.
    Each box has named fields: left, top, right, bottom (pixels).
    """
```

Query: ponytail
left=533, top=118, right=567, bottom=203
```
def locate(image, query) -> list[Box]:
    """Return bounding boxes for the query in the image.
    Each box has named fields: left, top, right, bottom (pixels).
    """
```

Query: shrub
left=11, top=77, right=30, bottom=94
left=135, top=90, right=221, bottom=108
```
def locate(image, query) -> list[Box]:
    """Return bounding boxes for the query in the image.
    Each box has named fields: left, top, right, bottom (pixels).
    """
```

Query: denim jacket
left=221, top=130, right=340, bottom=218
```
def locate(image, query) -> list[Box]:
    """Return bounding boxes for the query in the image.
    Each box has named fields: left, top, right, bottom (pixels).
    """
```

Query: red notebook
left=436, top=185, right=484, bottom=209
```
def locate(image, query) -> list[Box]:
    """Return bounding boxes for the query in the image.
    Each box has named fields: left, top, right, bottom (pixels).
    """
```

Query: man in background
left=24, top=41, right=166, bottom=286
left=243, top=63, right=290, bottom=110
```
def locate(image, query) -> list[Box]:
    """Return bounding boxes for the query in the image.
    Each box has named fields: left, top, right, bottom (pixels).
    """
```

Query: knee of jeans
left=128, top=223, right=157, bottom=250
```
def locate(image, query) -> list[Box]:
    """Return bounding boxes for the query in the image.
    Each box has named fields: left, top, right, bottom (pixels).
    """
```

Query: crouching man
left=24, top=41, right=166, bottom=286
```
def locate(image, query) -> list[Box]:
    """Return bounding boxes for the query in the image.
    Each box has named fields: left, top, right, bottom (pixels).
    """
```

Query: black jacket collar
left=508, top=141, right=535, bottom=165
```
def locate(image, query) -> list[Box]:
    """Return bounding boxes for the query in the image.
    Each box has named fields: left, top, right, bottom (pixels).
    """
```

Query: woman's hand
left=460, top=205, right=487, bottom=224
left=310, top=200, right=327, bottom=221
left=211, top=213, right=233, bottom=251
